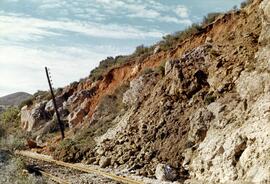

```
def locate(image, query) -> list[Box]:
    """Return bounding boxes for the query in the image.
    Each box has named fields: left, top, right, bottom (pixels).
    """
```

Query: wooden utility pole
left=45, top=67, right=65, bottom=139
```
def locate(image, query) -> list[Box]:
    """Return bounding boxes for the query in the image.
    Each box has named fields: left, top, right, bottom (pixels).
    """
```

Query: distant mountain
left=0, top=92, right=32, bottom=106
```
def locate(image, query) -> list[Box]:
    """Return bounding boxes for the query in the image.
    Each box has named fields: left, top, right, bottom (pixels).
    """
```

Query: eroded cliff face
left=187, top=1, right=270, bottom=182
left=20, top=0, right=269, bottom=183
left=89, top=1, right=269, bottom=183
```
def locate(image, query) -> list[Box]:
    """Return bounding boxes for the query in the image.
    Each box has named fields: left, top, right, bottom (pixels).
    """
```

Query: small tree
left=202, top=12, right=221, bottom=26
left=241, top=0, right=253, bottom=8
left=134, top=45, right=149, bottom=56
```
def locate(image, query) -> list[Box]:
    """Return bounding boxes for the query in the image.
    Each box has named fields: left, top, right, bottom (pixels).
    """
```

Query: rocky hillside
left=19, top=0, right=270, bottom=183
left=0, top=92, right=32, bottom=107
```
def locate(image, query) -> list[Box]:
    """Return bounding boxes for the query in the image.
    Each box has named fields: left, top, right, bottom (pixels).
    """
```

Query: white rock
left=123, top=76, right=145, bottom=106
left=99, top=156, right=111, bottom=168
left=165, top=60, right=174, bottom=75
left=155, top=164, right=178, bottom=181
left=154, top=45, right=161, bottom=54
left=21, top=106, right=35, bottom=132
left=21, top=101, right=47, bottom=132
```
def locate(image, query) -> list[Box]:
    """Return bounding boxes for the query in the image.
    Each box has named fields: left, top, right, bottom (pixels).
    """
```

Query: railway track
left=35, top=170, right=70, bottom=184
left=16, top=150, right=144, bottom=184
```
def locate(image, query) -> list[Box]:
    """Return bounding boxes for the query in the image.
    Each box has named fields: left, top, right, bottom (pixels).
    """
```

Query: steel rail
left=16, top=150, right=144, bottom=184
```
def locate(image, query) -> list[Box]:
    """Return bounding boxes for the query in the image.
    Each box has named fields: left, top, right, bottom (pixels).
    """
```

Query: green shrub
left=59, top=138, right=76, bottom=149
left=89, top=53, right=154, bottom=82
left=241, top=0, right=253, bottom=8
left=33, top=90, right=51, bottom=101
left=202, top=12, right=221, bottom=26
left=90, top=70, right=104, bottom=82
left=89, top=56, right=125, bottom=82
left=160, top=23, right=203, bottom=50
left=0, top=125, right=5, bottom=138
left=0, top=107, right=28, bottom=151
left=133, top=45, right=150, bottom=56
left=141, top=68, right=154, bottom=75
left=88, top=45, right=154, bottom=83
left=204, top=94, right=216, bottom=105
left=0, top=107, right=20, bottom=125
left=0, top=135, right=26, bottom=150
left=155, top=61, right=166, bottom=76
left=55, top=88, right=63, bottom=96
left=19, top=98, right=33, bottom=109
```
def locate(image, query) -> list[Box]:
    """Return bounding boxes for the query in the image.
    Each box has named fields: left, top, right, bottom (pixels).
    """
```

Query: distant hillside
left=0, top=92, right=32, bottom=106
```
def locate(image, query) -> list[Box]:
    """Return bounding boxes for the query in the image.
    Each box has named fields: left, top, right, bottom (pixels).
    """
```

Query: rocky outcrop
left=259, top=0, right=270, bottom=46
left=65, top=89, right=96, bottom=127
left=67, top=108, right=86, bottom=128
left=21, top=106, right=34, bottom=132
left=21, top=94, right=68, bottom=134
left=21, top=101, right=48, bottom=132
left=123, top=73, right=158, bottom=106
left=188, top=93, right=270, bottom=183
left=45, top=96, right=65, bottom=113
left=122, top=76, right=145, bottom=106
left=186, top=1, right=270, bottom=183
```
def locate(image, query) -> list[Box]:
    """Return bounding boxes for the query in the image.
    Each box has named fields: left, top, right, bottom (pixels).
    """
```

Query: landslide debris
left=19, top=0, right=270, bottom=183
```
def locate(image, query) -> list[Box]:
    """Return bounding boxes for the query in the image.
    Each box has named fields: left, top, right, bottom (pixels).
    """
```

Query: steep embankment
left=20, top=0, right=270, bottom=183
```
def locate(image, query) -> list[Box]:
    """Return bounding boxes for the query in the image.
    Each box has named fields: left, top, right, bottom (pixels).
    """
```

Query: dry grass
left=0, top=107, right=29, bottom=151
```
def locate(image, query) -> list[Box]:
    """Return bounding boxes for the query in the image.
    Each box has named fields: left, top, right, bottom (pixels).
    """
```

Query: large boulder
left=123, top=73, right=158, bottom=106
left=21, top=101, right=48, bottom=132
left=65, top=89, right=95, bottom=112
left=123, top=76, right=145, bottom=106
left=164, top=59, right=175, bottom=75
left=67, top=108, right=86, bottom=128
left=21, top=106, right=35, bottom=132
left=32, top=112, right=66, bottom=138
left=155, top=164, right=178, bottom=181
left=99, top=156, right=111, bottom=168
left=45, top=96, right=65, bottom=113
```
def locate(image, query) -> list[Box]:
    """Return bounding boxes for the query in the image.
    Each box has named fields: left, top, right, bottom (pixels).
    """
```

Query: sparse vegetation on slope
left=0, top=107, right=28, bottom=150
left=0, top=107, right=42, bottom=183
left=241, top=0, right=254, bottom=8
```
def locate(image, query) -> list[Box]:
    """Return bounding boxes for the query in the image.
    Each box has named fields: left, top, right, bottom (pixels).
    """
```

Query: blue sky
left=0, top=0, right=243, bottom=97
